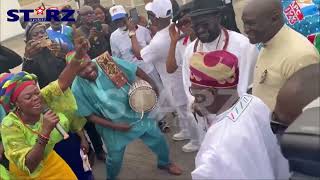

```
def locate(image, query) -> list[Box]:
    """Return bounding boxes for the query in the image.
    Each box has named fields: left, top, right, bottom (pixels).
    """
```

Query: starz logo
left=34, top=6, right=46, bottom=15
left=7, top=6, right=75, bottom=22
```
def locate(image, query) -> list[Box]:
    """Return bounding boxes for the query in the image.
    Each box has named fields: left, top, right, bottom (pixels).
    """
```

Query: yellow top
left=253, top=25, right=320, bottom=110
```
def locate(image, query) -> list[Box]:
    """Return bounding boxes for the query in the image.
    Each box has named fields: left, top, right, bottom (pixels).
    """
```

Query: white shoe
left=172, top=130, right=190, bottom=141
left=182, top=141, right=200, bottom=153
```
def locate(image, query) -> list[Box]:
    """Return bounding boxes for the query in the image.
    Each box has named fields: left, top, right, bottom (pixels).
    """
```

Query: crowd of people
left=0, top=0, right=319, bottom=179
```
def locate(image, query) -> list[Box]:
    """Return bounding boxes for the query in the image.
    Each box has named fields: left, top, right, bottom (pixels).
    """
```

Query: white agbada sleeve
left=182, top=41, right=196, bottom=93
left=192, top=95, right=290, bottom=180
left=110, top=32, right=121, bottom=58
left=140, top=42, right=161, bottom=64
left=144, top=28, right=152, bottom=45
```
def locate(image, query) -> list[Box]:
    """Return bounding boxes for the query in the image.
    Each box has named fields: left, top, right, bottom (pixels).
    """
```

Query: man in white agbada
left=130, top=0, right=178, bottom=126
left=182, top=0, right=258, bottom=138
left=109, top=5, right=162, bottom=89
left=193, top=63, right=320, bottom=179
left=192, top=94, right=290, bottom=179
left=165, top=2, right=201, bottom=152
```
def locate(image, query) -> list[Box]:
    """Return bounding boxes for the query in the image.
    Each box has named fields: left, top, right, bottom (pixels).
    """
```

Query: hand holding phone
left=93, top=20, right=102, bottom=32
left=129, top=8, right=139, bottom=25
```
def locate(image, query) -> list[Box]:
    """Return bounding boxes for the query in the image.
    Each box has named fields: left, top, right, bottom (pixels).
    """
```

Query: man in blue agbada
left=70, top=52, right=182, bottom=180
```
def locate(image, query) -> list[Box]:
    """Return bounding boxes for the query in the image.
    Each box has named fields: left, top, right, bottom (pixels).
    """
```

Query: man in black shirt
left=77, top=5, right=111, bottom=59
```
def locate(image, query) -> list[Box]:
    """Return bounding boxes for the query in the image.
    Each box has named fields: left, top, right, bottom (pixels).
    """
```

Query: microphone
left=42, top=105, right=69, bottom=140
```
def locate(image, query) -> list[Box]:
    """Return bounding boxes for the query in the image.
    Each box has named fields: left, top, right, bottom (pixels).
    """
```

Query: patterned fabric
left=0, top=72, right=37, bottom=112
left=282, top=0, right=320, bottom=52
left=190, top=51, right=239, bottom=88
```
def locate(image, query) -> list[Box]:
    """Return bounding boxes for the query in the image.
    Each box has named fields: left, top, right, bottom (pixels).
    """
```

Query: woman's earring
left=16, top=106, right=21, bottom=113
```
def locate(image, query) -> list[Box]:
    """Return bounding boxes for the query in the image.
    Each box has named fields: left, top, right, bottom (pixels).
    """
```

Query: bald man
left=192, top=64, right=319, bottom=179
left=242, top=0, right=319, bottom=112
left=272, top=63, right=320, bottom=133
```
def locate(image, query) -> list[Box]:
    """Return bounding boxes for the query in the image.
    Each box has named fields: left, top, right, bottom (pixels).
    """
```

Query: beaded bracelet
left=38, top=134, right=49, bottom=141
left=37, top=134, right=49, bottom=144
left=37, top=137, right=48, bottom=145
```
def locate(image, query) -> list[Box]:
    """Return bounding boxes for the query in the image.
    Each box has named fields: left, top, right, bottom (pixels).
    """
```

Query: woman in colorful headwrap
left=0, top=39, right=90, bottom=179
left=22, top=22, right=94, bottom=179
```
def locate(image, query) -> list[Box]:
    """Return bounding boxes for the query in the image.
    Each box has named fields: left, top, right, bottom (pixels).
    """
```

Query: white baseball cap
left=145, top=0, right=173, bottom=18
left=109, top=5, right=127, bottom=21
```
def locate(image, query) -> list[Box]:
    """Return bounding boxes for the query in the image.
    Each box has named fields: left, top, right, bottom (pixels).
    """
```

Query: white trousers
left=148, top=69, right=175, bottom=121
left=176, top=104, right=201, bottom=145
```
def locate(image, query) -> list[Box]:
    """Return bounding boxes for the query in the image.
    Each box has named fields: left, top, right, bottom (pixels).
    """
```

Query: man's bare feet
left=158, top=163, right=182, bottom=175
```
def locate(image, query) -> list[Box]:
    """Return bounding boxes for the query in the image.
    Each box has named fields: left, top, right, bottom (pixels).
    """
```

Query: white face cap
left=145, top=2, right=152, bottom=12
left=109, top=5, right=127, bottom=21
left=146, top=0, right=173, bottom=18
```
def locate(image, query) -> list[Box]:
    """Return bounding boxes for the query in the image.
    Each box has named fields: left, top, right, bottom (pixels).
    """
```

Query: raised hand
left=73, top=25, right=90, bottom=60
left=41, top=110, right=60, bottom=136
left=88, top=27, right=98, bottom=41
left=24, top=40, right=43, bottom=58
left=169, top=23, right=180, bottom=44
left=126, top=18, right=137, bottom=32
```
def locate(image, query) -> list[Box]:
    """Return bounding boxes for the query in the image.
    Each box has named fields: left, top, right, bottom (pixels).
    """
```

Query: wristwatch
left=129, top=31, right=136, bottom=38
left=23, top=56, right=33, bottom=61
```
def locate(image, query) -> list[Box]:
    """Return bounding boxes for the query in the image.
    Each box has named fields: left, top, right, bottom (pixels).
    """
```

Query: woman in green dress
left=0, top=38, right=89, bottom=179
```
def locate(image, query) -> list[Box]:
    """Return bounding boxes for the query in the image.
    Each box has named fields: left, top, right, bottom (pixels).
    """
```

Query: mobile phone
left=40, top=37, right=52, bottom=48
left=93, top=20, right=102, bottom=32
left=129, top=8, right=139, bottom=25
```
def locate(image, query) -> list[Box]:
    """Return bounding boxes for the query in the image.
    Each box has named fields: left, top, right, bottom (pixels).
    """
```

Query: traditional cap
left=190, top=50, right=239, bottom=88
